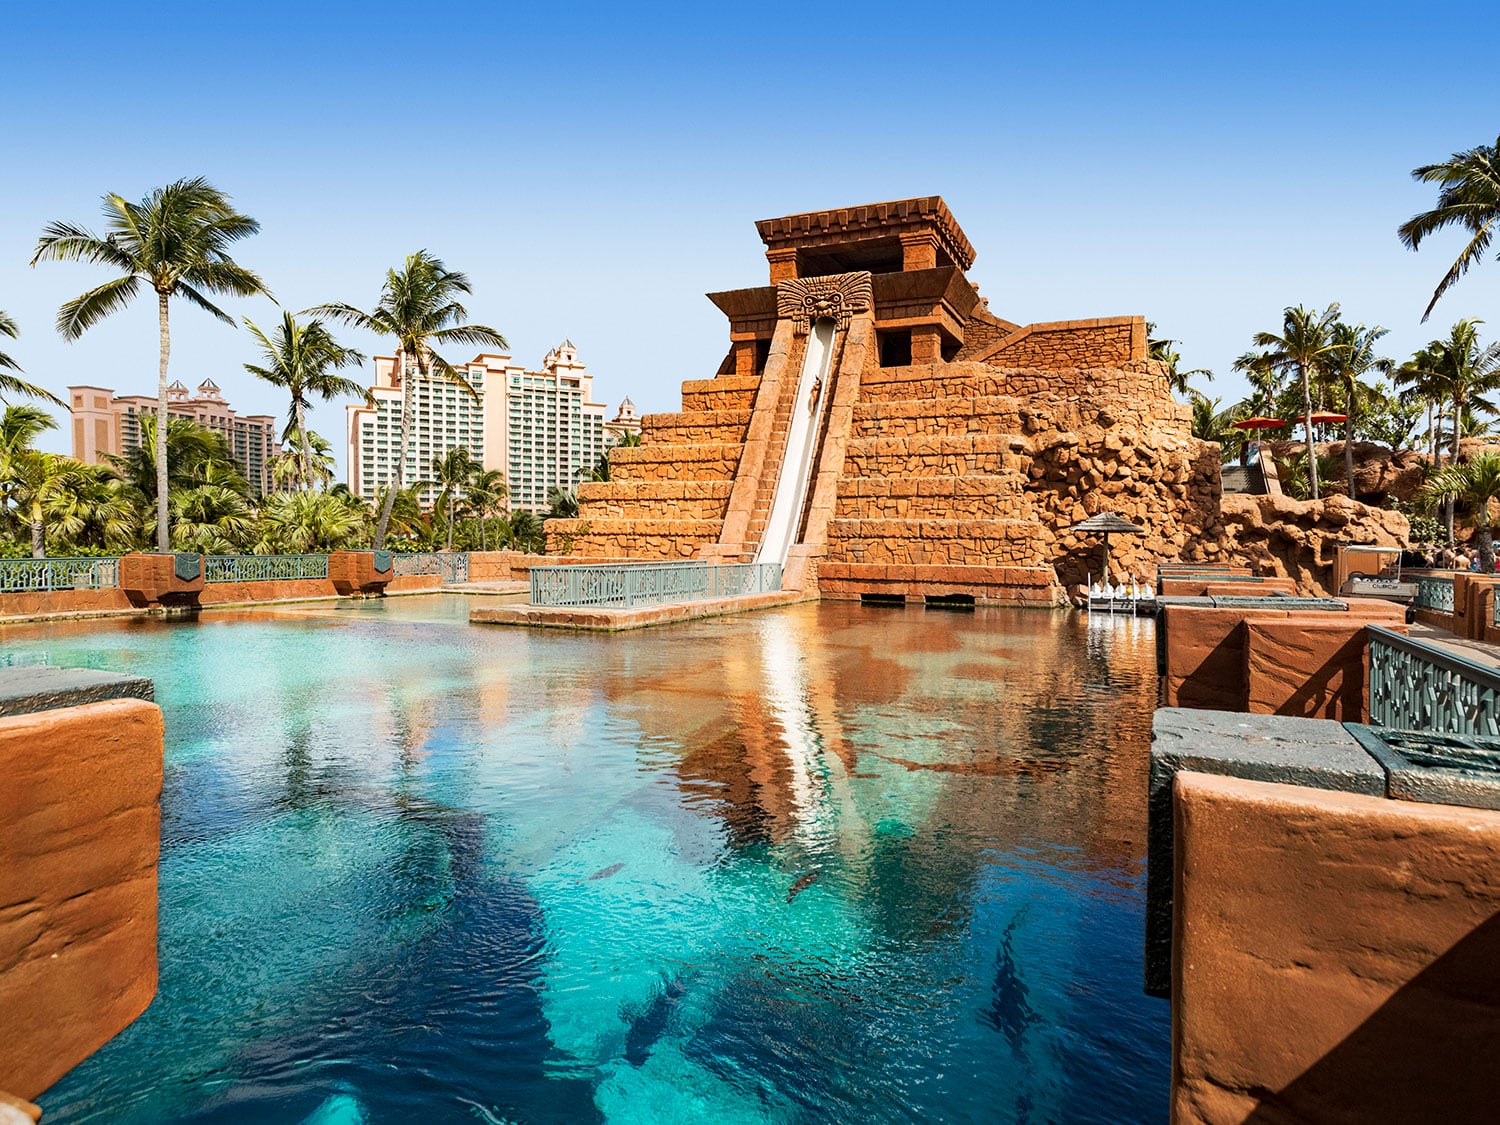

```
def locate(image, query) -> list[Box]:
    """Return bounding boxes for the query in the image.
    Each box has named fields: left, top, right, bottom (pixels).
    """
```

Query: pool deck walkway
left=470, top=589, right=810, bottom=631
left=1407, top=622, right=1500, bottom=669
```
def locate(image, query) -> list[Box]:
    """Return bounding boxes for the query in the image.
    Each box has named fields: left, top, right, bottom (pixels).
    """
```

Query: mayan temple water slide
left=753, top=316, right=836, bottom=570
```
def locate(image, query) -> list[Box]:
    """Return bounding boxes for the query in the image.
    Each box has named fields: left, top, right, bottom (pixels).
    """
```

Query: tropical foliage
left=243, top=311, right=365, bottom=489
left=1399, top=135, right=1500, bottom=320
left=314, top=252, right=507, bottom=548
left=0, top=310, right=65, bottom=405
left=32, top=177, right=269, bottom=551
left=1422, top=452, right=1500, bottom=572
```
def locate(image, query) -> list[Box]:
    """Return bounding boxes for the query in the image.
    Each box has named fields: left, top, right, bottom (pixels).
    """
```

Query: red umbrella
left=1232, top=416, right=1288, bottom=431
left=1310, top=411, right=1347, bottom=424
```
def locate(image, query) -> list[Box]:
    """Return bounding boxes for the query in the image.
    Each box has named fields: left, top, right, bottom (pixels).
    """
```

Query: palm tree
left=1422, top=452, right=1500, bottom=573
left=430, top=446, right=480, bottom=551
left=1190, top=393, right=1248, bottom=461
left=111, top=415, right=247, bottom=502
left=0, top=404, right=58, bottom=535
left=313, top=251, right=507, bottom=548
left=1231, top=350, right=1283, bottom=416
left=10, top=452, right=85, bottom=557
left=1325, top=322, right=1392, bottom=498
left=168, top=484, right=254, bottom=555
left=1253, top=303, right=1343, bottom=499
left=1429, top=319, right=1500, bottom=467
left=0, top=311, right=65, bottom=405
left=467, top=468, right=508, bottom=550
left=1397, top=136, right=1500, bottom=320
left=256, top=489, right=368, bottom=553
left=268, top=428, right=337, bottom=491
left=1147, top=322, right=1213, bottom=395
left=32, top=177, right=268, bottom=551
left=506, top=509, right=544, bottom=554
left=546, top=485, right=580, bottom=520
left=45, top=463, right=137, bottom=553
left=1395, top=344, right=1448, bottom=464
left=243, top=312, right=365, bottom=489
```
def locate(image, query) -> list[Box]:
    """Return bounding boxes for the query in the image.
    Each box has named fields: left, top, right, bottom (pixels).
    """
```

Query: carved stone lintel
left=775, top=271, right=873, bottom=335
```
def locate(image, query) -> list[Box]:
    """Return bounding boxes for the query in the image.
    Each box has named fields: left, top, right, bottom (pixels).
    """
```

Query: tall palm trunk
left=156, top=291, right=171, bottom=552
left=30, top=515, right=44, bottom=558
left=1448, top=392, right=1461, bottom=544
left=295, top=396, right=314, bottom=491
left=1479, top=516, right=1495, bottom=576
left=1343, top=376, right=1356, bottom=498
left=373, top=363, right=414, bottom=548
left=446, top=489, right=456, bottom=551
left=1301, top=364, right=1319, bottom=500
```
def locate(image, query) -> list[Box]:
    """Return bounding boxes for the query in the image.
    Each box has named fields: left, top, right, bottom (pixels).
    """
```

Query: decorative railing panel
left=1368, top=625, right=1500, bottom=736
left=202, top=554, right=328, bottom=583
left=0, top=556, right=119, bottom=593
left=530, top=561, right=782, bottom=609
left=1415, top=576, right=1456, bottom=613
left=391, top=552, right=469, bottom=582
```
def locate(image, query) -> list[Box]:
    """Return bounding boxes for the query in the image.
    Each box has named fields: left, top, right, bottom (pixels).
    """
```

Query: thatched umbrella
left=1069, top=512, right=1146, bottom=582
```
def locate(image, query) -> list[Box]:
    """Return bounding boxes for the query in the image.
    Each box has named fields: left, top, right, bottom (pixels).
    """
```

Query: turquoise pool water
left=15, top=596, right=1167, bottom=1123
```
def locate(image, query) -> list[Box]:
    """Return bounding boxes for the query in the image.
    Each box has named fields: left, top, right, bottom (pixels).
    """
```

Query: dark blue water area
left=21, top=599, right=1170, bottom=1123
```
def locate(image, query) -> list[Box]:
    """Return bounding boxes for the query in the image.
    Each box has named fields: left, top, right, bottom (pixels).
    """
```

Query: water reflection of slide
left=755, top=317, right=836, bottom=568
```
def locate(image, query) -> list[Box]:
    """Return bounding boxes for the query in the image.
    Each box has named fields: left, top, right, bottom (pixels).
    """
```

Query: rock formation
left=1218, top=493, right=1410, bottom=594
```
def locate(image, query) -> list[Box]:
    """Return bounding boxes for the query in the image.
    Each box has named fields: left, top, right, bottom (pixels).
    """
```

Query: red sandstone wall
left=1172, top=772, right=1500, bottom=1125
left=0, top=698, right=163, bottom=1101
left=971, top=316, right=1146, bottom=369
left=0, top=587, right=134, bottom=620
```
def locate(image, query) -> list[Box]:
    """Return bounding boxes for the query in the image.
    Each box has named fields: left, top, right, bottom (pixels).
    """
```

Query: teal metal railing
left=203, top=554, right=328, bottom=583
left=0, top=556, right=119, bottom=592
left=1414, top=575, right=1456, bottom=613
left=530, top=560, right=782, bottom=609
left=391, top=552, right=469, bottom=582
left=1368, top=625, right=1500, bottom=736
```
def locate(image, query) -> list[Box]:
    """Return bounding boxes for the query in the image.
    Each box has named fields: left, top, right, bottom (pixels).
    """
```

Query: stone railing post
left=117, top=553, right=203, bottom=617
left=328, top=550, right=393, bottom=597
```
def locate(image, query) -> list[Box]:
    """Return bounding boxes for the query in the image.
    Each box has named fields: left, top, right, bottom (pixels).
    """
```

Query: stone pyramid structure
left=545, top=197, right=1222, bottom=602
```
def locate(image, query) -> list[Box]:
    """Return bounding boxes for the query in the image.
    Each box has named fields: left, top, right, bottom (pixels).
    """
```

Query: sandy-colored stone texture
left=0, top=698, right=163, bottom=1101
left=327, top=550, right=393, bottom=596
left=1160, top=600, right=1408, bottom=715
left=552, top=197, right=1223, bottom=599
left=1219, top=493, right=1410, bottom=595
left=117, top=552, right=204, bottom=609
left=1172, top=771, right=1500, bottom=1125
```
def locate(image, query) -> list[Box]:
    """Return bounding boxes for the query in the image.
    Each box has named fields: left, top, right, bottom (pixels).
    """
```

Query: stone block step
left=824, top=517, right=1053, bottom=568
left=607, top=443, right=744, bottom=482
left=642, top=409, right=752, bottom=445
left=681, top=375, right=761, bottom=412
left=853, top=396, right=1030, bottom=437
left=842, top=434, right=1031, bottom=477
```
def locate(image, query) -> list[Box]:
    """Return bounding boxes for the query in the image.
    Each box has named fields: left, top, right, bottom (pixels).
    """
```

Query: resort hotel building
left=66, top=380, right=281, bottom=497
left=344, top=341, right=640, bottom=513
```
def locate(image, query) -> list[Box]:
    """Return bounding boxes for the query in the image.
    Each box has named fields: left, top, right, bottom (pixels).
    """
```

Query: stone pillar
left=118, top=552, right=203, bottom=614
left=766, top=247, right=798, bottom=283
left=733, top=339, right=759, bottom=378
left=911, top=324, right=943, bottom=364
left=899, top=231, right=939, bottom=271
left=328, top=550, right=393, bottom=597
left=0, top=667, right=162, bottom=1103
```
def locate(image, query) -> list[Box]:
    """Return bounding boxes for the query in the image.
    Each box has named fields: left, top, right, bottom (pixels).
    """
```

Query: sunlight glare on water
left=16, top=596, right=1168, bottom=1124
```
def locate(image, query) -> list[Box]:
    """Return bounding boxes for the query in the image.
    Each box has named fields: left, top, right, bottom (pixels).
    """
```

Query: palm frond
left=55, top=274, right=142, bottom=339
left=173, top=283, right=235, bottom=325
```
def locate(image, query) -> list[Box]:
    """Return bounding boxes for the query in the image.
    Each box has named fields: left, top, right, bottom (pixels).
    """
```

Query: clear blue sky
left=2, top=0, right=1497, bottom=471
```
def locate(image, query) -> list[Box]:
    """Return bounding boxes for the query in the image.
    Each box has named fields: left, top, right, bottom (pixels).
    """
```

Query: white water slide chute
left=754, top=317, right=837, bottom=568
